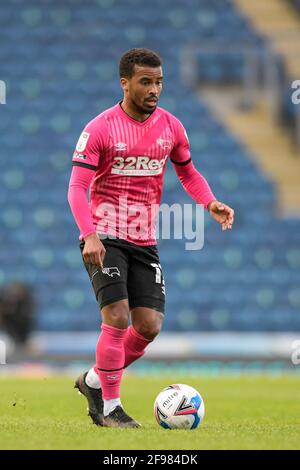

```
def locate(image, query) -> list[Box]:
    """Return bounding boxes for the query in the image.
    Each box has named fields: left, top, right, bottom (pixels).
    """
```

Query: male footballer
left=68, top=48, right=234, bottom=428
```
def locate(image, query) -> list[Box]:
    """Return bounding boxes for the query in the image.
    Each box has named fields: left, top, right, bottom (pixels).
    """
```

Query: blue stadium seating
left=1, top=0, right=299, bottom=332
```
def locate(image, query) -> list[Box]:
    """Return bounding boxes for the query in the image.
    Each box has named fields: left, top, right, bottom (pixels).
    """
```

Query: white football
left=154, top=383, right=205, bottom=430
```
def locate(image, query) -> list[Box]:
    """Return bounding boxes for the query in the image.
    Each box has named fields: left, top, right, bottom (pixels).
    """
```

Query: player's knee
left=146, top=326, right=161, bottom=341
left=102, top=300, right=130, bottom=328
left=137, top=319, right=162, bottom=341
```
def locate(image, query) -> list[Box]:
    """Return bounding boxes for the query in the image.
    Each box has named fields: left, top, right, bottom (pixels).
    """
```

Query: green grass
left=0, top=374, right=300, bottom=450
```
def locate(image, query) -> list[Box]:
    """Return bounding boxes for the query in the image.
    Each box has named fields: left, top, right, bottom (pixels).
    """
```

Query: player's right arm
left=67, top=119, right=108, bottom=268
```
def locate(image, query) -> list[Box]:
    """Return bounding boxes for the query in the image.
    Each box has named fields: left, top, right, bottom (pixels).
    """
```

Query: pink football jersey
left=72, top=102, right=193, bottom=245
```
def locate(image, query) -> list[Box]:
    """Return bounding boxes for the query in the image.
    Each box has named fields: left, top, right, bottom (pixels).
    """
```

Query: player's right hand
left=82, top=233, right=106, bottom=269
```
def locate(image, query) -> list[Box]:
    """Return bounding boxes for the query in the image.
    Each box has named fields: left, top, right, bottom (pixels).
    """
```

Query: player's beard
left=131, top=96, right=157, bottom=115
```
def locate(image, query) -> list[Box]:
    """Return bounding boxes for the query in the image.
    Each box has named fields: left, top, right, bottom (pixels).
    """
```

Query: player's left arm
left=170, top=120, right=234, bottom=231
left=206, top=200, right=234, bottom=231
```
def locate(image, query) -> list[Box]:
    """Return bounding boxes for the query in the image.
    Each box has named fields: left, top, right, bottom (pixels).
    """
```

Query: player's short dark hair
left=119, top=48, right=162, bottom=78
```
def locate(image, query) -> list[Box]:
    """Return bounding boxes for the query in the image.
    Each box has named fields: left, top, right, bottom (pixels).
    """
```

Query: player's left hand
left=208, top=200, right=234, bottom=231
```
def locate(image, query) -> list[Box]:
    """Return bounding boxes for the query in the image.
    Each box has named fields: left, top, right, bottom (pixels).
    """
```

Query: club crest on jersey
left=76, top=132, right=90, bottom=152
left=115, top=142, right=127, bottom=151
left=157, top=138, right=172, bottom=150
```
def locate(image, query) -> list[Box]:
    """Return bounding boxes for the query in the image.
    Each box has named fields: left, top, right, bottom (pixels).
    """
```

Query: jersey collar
left=117, top=101, right=158, bottom=126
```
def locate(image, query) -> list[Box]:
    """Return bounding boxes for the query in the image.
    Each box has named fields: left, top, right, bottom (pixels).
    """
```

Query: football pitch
left=0, top=374, right=299, bottom=450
